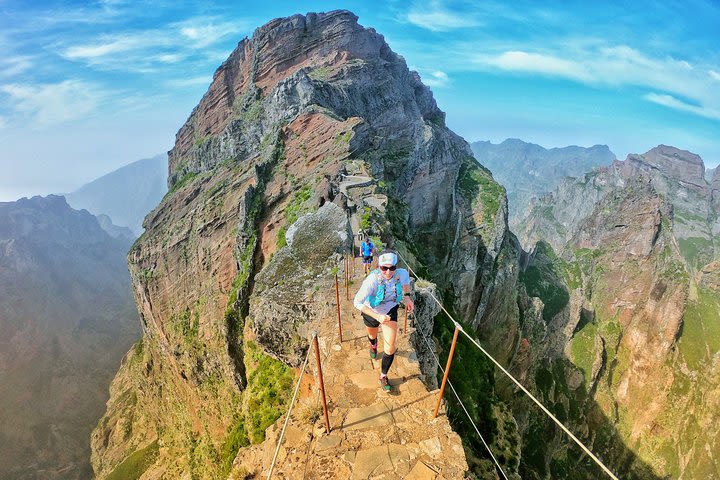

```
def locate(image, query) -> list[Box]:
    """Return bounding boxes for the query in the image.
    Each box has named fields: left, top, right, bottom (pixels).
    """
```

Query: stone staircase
left=233, top=257, right=468, bottom=479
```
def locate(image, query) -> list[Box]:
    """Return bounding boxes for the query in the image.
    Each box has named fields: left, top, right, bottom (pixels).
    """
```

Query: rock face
left=93, top=11, right=513, bottom=479
left=470, top=139, right=615, bottom=229
left=523, top=145, right=719, bottom=271
left=0, top=195, right=139, bottom=480
left=514, top=145, right=720, bottom=478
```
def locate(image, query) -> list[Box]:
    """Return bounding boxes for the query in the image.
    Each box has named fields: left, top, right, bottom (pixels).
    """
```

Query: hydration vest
left=368, top=269, right=403, bottom=307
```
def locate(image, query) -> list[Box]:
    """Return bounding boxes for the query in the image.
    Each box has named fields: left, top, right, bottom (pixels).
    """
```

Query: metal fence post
left=313, top=334, right=331, bottom=434
left=434, top=325, right=460, bottom=418
left=335, top=273, right=342, bottom=343
left=345, top=254, right=349, bottom=300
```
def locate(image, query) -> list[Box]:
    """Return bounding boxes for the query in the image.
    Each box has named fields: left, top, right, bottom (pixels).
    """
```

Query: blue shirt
left=361, top=242, right=374, bottom=256
left=353, top=268, right=411, bottom=315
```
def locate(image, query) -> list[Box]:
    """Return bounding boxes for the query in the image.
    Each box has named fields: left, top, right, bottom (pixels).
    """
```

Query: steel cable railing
left=266, top=336, right=313, bottom=480
left=413, top=310, right=510, bottom=479
left=396, top=251, right=619, bottom=480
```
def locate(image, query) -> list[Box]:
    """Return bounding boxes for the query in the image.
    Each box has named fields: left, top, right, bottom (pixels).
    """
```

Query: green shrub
left=105, top=440, right=159, bottom=480
left=244, top=341, right=294, bottom=444
left=434, top=311, right=496, bottom=448
left=220, top=417, right=250, bottom=476
left=277, top=185, right=314, bottom=249
left=520, top=265, right=569, bottom=321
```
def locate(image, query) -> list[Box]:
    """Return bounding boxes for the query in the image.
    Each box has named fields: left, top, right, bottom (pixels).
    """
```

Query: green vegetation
left=276, top=184, right=314, bottom=249
left=569, top=322, right=599, bottom=386
left=231, top=88, right=265, bottom=124
left=105, top=440, right=159, bottom=480
left=244, top=341, right=295, bottom=444
left=167, top=171, right=199, bottom=196
left=170, top=308, right=199, bottom=344
left=245, top=100, right=263, bottom=122
left=457, top=155, right=505, bottom=227
left=677, top=236, right=714, bottom=271
left=435, top=310, right=497, bottom=449
left=138, top=268, right=158, bottom=283
left=679, top=287, right=720, bottom=370
left=193, top=134, right=212, bottom=148
left=360, top=207, right=372, bottom=231
left=219, top=417, right=250, bottom=476
left=520, top=242, right=570, bottom=321
left=334, top=130, right=352, bottom=145
left=308, top=66, right=331, bottom=81
left=380, top=146, right=412, bottom=179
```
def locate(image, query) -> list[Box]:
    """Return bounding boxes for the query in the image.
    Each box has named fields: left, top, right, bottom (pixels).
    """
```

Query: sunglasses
left=380, top=265, right=397, bottom=271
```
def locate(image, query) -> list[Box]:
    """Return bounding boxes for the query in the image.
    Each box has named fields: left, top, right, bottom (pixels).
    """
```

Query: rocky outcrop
left=250, top=203, right=349, bottom=366
left=0, top=195, right=139, bottom=480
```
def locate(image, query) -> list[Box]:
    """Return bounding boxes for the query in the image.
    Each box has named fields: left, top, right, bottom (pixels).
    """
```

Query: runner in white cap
left=353, top=250, right=414, bottom=392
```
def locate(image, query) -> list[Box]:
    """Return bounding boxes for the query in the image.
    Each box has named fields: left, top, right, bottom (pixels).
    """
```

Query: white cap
left=378, top=252, right=397, bottom=266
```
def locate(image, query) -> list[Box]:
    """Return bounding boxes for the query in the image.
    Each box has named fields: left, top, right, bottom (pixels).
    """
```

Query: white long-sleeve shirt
left=353, top=268, right=411, bottom=315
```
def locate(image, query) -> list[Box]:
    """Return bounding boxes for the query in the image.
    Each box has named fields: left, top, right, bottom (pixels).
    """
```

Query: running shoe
left=369, top=345, right=377, bottom=359
left=379, top=375, right=391, bottom=393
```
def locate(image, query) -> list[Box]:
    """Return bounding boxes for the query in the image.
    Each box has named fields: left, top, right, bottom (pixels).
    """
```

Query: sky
left=1, top=0, right=719, bottom=201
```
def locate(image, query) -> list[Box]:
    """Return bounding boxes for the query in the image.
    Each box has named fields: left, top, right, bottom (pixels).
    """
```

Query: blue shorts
left=362, top=255, right=372, bottom=264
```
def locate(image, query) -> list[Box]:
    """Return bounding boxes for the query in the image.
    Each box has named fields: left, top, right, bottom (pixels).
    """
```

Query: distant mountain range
left=0, top=195, right=140, bottom=479
left=64, top=154, right=167, bottom=236
left=470, top=139, right=616, bottom=228
left=518, top=145, right=720, bottom=478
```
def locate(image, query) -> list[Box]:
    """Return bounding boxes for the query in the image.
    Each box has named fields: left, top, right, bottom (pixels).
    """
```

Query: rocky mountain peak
left=168, top=9, right=442, bottom=186
left=625, top=144, right=705, bottom=186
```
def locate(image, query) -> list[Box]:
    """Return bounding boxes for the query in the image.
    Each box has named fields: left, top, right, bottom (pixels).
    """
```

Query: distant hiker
left=360, top=237, right=375, bottom=274
left=353, top=251, right=414, bottom=392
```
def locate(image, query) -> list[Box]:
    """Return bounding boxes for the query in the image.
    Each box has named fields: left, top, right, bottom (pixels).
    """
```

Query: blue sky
left=1, top=0, right=719, bottom=201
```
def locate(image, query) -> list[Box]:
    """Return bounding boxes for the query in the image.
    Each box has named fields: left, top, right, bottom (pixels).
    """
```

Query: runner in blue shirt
left=360, top=237, right=375, bottom=274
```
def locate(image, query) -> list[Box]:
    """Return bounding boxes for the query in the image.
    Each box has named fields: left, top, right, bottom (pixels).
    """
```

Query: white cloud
left=65, top=36, right=145, bottom=59
left=644, top=93, right=720, bottom=120
left=0, top=56, right=33, bottom=78
left=710, top=70, right=720, bottom=81
left=407, top=1, right=481, bottom=31
left=155, top=53, right=185, bottom=64
left=481, top=51, right=592, bottom=82
left=0, top=80, right=108, bottom=127
left=165, top=76, right=212, bottom=88
left=423, top=70, right=449, bottom=88
left=473, top=45, right=720, bottom=122
left=61, top=17, right=247, bottom=71
left=179, top=21, right=243, bottom=48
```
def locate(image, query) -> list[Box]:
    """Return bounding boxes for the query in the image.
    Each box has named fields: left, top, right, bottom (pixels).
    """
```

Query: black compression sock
left=381, top=352, right=395, bottom=375
left=368, top=336, right=377, bottom=347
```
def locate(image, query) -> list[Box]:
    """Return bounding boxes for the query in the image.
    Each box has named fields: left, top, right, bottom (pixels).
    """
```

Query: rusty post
left=434, top=325, right=460, bottom=418
left=335, top=273, right=342, bottom=343
left=345, top=254, right=349, bottom=301
left=404, top=305, right=408, bottom=334
left=313, top=334, right=331, bottom=434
